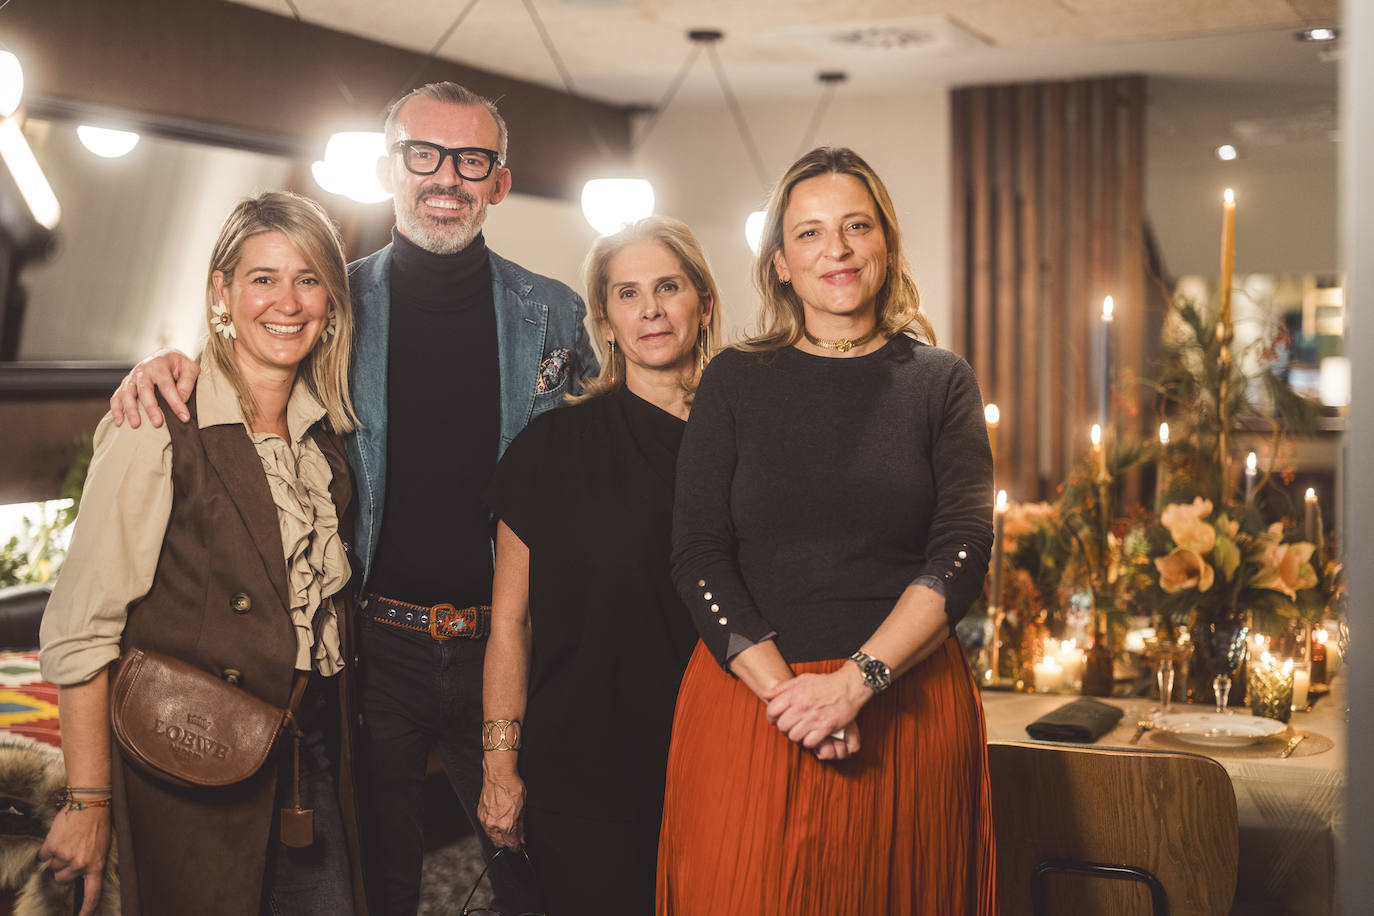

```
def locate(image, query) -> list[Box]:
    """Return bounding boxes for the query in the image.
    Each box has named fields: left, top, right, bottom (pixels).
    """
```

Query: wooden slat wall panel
left=1069, top=82, right=1093, bottom=470
left=970, top=91, right=994, bottom=390
left=994, top=87, right=1018, bottom=487
left=1120, top=77, right=1149, bottom=496
left=950, top=96, right=970, bottom=357
left=1044, top=84, right=1067, bottom=490
left=950, top=75, right=1149, bottom=502
left=1016, top=84, right=1041, bottom=502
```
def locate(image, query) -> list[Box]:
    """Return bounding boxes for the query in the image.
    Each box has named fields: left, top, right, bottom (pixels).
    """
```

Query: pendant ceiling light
left=743, top=71, right=848, bottom=254
left=504, top=0, right=651, bottom=235
left=77, top=125, right=141, bottom=159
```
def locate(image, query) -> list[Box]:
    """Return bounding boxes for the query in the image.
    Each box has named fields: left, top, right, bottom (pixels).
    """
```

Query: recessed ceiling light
left=1215, top=144, right=1238, bottom=161
left=1296, top=27, right=1338, bottom=42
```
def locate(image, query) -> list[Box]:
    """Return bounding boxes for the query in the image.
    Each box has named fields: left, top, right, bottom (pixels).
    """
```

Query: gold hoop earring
left=697, top=324, right=710, bottom=375
left=607, top=339, right=617, bottom=383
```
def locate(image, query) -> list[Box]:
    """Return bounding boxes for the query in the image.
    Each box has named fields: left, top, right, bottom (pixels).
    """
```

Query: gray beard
left=394, top=187, right=485, bottom=255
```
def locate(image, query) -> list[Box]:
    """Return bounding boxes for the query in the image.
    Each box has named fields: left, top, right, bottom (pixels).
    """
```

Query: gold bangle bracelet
left=481, top=718, right=522, bottom=751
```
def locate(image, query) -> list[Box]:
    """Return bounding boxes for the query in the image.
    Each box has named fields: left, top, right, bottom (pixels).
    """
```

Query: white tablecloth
left=980, top=681, right=1346, bottom=915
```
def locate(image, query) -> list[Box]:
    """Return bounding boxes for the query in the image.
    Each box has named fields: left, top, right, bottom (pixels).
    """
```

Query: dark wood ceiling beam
left=5, top=0, right=632, bottom=200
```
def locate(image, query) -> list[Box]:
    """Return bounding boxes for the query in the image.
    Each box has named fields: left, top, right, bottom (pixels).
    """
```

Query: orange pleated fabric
left=656, top=637, right=997, bottom=916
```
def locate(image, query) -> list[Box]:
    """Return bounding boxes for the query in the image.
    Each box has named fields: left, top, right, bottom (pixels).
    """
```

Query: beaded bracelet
left=64, top=797, right=112, bottom=812
left=56, top=786, right=113, bottom=811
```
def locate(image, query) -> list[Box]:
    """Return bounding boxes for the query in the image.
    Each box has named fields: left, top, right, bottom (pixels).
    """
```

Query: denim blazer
left=343, top=243, right=598, bottom=587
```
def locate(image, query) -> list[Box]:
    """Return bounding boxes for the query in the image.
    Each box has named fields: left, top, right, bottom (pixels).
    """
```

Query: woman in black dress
left=477, top=216, right=720, bottom=913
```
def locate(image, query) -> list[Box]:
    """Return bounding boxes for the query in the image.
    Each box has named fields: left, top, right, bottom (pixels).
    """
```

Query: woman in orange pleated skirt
left=659, top=146, right=998, bottom=915
left=657, top=641, right=996, bottom=915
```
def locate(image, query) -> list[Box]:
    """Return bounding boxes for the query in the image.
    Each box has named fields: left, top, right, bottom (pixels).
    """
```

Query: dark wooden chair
left=988, top=740, right=1238, bottom=916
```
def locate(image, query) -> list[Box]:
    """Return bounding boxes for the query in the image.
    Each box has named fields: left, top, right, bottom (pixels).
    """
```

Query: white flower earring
left=211, top=300, right=236, bottom=339
left=320, top=308, right=338, bottom=342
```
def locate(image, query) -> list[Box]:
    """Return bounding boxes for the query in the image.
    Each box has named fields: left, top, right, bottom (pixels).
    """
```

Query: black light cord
left=703, top=41, right=768, bottom=188
left=521, top=0, right=612, bottom=159
left=632, top=43, right=702, bottom=153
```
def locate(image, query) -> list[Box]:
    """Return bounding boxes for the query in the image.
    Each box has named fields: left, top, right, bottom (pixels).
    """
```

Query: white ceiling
left=230, top=0, right=1339, bottom=105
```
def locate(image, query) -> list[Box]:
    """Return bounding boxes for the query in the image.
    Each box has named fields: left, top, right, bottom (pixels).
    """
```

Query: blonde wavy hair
left=202, top=192, right=358, bottom=432
left=745, top=146, right=936, bottom=350
left=572, top=216, right=722, bottom=405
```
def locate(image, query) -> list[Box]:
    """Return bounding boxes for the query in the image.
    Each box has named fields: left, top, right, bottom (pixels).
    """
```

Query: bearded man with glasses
left=108, top=82, right=595, bottom=916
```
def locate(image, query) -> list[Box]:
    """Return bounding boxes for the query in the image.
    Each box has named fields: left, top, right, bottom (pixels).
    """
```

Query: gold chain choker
left=802, top=326, right=880, bottom=353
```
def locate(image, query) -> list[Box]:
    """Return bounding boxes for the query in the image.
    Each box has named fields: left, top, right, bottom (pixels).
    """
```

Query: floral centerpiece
left=1125, top=496, right=1321, bottom=630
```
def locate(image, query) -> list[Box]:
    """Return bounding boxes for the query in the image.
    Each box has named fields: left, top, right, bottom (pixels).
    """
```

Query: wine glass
left=1201, top=616, right=1250, bottom=713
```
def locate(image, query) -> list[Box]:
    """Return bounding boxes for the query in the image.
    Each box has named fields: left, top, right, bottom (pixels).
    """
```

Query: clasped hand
left=763, top=668, right=869, bottom=761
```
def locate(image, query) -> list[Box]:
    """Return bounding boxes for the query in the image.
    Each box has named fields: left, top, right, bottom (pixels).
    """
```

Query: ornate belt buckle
left=429, top=603, right=458, bottom=640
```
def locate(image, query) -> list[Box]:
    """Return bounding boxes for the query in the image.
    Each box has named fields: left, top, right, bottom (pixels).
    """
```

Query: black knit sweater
left=671, top=335, right=995, bottom=667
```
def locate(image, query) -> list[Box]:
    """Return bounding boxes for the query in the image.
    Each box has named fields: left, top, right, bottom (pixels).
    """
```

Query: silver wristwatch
left=849, top=650, right=892, bottom=693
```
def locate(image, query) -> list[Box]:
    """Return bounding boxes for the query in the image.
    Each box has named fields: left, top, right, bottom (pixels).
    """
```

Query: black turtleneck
left=368, top=229, right=500, bottom=607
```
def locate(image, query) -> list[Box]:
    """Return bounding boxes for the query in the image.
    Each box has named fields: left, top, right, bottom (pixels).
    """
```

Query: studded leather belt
left=363, top=593, right=492, bottom=640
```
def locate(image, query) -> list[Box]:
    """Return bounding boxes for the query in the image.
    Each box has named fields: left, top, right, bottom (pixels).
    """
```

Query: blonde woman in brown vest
left=36, top=193, right=367, bottom=916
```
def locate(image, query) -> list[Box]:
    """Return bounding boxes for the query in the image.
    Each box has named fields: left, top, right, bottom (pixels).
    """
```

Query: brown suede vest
left=111, top=387, right=357, bottom=916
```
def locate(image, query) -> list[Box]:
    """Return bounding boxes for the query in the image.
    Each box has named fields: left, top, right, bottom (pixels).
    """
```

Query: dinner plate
left=1151, top=711, right=1287, bottom=747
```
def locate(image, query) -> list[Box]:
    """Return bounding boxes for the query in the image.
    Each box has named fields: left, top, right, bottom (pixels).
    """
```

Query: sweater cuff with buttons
left=914, top=539, right=991, bottom=630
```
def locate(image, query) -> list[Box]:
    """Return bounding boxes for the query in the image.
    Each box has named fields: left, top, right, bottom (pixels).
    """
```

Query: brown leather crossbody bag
left=109, top=647, right=314, bottom=846
left=110, top=647, right=292, bottom=786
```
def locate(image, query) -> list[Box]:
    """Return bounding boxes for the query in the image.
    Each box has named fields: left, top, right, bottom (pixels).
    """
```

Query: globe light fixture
left=312, top=131, right=391, bottom=204
left=580, top=178, right=654, bottom=236
left=744, top=210, right=767, bottom=254
left=1215, top=144, right=1238, bottom=161
left=77, top=125, right=141, bottom=159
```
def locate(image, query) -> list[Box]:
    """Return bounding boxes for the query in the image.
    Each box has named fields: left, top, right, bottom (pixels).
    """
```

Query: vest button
left=230, top=592, right=252, bottom=614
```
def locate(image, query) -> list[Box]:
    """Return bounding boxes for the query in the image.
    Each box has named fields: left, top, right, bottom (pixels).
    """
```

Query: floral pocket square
left=537, top=348, right=573, bottom=393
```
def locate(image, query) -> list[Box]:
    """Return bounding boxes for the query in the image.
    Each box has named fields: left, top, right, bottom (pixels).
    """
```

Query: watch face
left=861, top=658, right=890, bottom=688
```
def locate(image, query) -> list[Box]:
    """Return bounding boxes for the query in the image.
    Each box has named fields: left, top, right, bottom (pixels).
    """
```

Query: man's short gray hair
left=383, top=82, right=509, bottom=162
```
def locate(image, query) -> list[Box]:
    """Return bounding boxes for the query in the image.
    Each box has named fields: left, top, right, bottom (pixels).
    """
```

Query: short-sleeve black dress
left=484, top=385, right=698, bottom=913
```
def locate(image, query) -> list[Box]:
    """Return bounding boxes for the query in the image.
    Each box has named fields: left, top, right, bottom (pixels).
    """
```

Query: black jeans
left=261, top=675, right=354, bottom=915
left=359, top=618, right=541, bottom=916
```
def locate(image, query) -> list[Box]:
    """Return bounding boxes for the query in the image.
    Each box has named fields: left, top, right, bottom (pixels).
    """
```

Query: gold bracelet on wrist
left=481, top=718, right=522, bottom=751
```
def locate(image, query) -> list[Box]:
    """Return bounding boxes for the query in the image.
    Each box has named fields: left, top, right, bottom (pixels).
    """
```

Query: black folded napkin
left=1025, top=697, right=1124, bottom=742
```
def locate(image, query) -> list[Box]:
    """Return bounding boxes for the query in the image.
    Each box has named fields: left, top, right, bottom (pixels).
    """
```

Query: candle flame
left=1315, top=627, right=1329, bottom=645
left=1224, top=188, right=1235, bottom=204
left=1159, top=422, right=1169, bottom=445
left=984, top=403, right=1000, bottom=425
left=1306, top=487, right=1317, bottom=501
left=995, top=489, right=1008, bottom=511
left=1091, top=424, right=1102, bottom=447
left=1246, top=451, right=1258, bottom=472
left=1102, top=295, right=1114, bottom=321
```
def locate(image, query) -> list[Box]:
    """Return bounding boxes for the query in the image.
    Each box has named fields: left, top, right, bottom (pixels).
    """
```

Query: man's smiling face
left=382, top=96, right=511, bottom=254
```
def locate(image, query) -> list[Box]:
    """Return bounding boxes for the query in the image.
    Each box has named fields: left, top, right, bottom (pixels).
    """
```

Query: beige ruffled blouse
left=251, top=429, right=348, bottom=676
left=40, top=360, right=349, bottom=685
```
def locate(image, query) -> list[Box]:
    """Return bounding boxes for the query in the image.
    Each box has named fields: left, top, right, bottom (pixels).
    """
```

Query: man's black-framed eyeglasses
left=391, top=141, right=503, bottom=180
